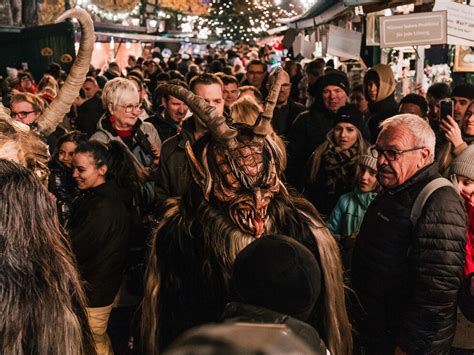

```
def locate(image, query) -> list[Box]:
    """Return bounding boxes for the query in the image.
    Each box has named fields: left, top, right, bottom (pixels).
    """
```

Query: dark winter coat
left=271, top=98, right=306, bottom=138
left=145, top=112, right=180, bottom=143
left=367, top=94, right=398, bottom=143
left=286, top=106, right=337, bottom=190
left=48, top=157, right=78, bottom=225
left=154, top=117, right=196, bottom=215
left=221, top=302, right=327, bottom=354
left=459, top=273, right=474, bottom=323
left=68, top=180, right=131, bottom=307
left=75, top=93, right=104, bottom=137
left=351, top=163, right=467, bottom=354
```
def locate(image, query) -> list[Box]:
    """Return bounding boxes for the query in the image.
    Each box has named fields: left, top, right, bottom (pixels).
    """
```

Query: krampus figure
left=143, top=69, right=352, bottom=354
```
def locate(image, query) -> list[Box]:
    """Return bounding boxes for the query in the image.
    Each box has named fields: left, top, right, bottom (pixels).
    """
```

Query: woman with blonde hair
left=230, top=95, right=287, bottom=168
left=304, top=104, right=370, bottom=217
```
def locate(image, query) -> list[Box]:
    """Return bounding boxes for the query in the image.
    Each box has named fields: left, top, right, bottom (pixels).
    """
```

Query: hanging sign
left=379, top=11, right=447, bottom=48
left=326, top=25, right=362, bottom=60
left=433, top=1, right=474, bottom=46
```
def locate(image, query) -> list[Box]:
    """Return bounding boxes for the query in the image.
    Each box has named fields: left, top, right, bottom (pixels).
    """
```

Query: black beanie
left=451, top=83, right=474, bottom=100
left=232, top=234, right=321, bottom=322
left=321, top=71, right=350, bottom=96
left=335, top=104, right=370, bottom=141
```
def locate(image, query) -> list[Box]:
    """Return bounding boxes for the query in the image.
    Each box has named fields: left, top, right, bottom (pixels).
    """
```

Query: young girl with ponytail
left=68, top=140, right=142, bottom=354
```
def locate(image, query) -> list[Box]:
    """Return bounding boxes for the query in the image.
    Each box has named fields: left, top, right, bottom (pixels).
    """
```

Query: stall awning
left=283, top=0, right=349, bottom=30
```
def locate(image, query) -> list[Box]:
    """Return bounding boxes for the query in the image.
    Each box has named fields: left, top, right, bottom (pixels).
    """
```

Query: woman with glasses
left=438, top=101, right=473, bottom=175
left=303, top=104, right=370, bottom=217
left=91, top=77, right=161, bottom=208
left=10, top=91, right=67, bottom=153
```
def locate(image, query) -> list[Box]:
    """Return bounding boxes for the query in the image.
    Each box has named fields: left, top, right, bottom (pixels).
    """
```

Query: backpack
left=410, top=177, right=456, bottom=226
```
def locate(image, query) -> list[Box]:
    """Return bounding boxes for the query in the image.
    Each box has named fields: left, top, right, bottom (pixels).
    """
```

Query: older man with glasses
left=351, top=114, right=467, bottom=355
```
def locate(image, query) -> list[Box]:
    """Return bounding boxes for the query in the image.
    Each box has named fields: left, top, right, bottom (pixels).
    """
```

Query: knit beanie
left=359, top=149, right=377, bottom=172
left=451, top=83, right=474, bottom=100
left=450, top=145, right=474, bottom=181
left=320, top=70, right=350, bottom=96
left=335, top=104, right=370, bottom=141
left=232, top=234, right=321, bottom=322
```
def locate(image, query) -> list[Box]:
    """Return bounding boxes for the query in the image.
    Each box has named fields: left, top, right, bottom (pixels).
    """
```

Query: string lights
left=75, top=0, right=141, bottom=21
left=204, top=0, right=298, bottom=42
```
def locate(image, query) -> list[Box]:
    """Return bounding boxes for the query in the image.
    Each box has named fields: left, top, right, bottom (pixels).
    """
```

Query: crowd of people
left=1, top=39, right=474, bottom=355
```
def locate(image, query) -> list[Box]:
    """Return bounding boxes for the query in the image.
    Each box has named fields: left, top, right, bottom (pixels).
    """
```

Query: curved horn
left=253, top=66, right=286, bottom=137
left=37, top=8, right=94, bottom=135
left=156, top=84, right=238, bottom=148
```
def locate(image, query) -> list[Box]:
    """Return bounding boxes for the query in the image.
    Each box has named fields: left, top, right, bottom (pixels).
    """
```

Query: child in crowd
left=48, top=131, right=87, bottom=225
left=326, top=150, right=380, bottom=268
left=449, top=145, right=474, bottom=352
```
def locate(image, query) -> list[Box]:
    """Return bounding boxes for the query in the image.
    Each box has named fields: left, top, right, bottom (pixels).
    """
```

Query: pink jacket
left=463, top=193, right=474, bottom=276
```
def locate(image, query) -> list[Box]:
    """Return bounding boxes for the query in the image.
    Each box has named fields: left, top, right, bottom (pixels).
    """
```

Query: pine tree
left=206, top=0, right=298, bottom=42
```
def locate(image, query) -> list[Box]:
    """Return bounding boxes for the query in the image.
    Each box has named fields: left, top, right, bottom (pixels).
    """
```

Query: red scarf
left=109, top=115, right=132, bottom=138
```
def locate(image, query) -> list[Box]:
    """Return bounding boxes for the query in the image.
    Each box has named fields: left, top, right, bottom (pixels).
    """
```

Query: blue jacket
left=326, top=189, right=377, bottom=239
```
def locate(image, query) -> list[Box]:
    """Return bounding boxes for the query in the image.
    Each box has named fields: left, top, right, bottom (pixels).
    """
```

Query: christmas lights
left=75, top=0, right=141, bottom=21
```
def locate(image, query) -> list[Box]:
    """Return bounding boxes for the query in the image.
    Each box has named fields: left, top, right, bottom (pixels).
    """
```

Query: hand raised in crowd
left=151, top=144, right=161, bottom=165
left=440, top=115, right=464, bottom=148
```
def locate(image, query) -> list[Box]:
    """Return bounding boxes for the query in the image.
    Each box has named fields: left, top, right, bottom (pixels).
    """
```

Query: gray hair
left=102, top=77, right=139, bottom=111
left=379, top=114, right=435, bottom=162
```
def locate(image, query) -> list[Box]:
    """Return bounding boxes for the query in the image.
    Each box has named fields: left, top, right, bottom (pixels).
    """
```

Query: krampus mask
left=157, top=68, right=285, bottom=238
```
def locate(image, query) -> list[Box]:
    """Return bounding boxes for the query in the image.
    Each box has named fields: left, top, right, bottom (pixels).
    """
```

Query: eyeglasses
left=11, top=110, right=37, bottom=119
left=118, top=103, right=144, bottom=113
left=370, top=145, right=425, bottom=161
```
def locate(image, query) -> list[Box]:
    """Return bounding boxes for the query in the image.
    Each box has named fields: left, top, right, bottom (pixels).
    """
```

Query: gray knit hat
left=450, top=145, right=474, bottom=180
left=359, top=147, right=377, bottom=171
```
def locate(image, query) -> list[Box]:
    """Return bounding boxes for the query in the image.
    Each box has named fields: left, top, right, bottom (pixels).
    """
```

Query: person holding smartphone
left=438, top=100, right=473, bottom=174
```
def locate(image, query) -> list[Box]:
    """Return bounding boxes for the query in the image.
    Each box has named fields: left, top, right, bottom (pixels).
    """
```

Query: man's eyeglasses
left=11, top=110, right=37, bottom=119
left=118, top=103, right=144, bottom=113
left=370, top=145, right=425, bottom=161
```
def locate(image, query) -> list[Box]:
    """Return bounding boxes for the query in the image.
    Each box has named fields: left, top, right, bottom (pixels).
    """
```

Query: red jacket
left=463, top=193, right=474, bottom=276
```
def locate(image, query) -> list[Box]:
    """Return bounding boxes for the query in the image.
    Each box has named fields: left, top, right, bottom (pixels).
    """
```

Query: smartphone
left=440, top=99, right=453, bottom=121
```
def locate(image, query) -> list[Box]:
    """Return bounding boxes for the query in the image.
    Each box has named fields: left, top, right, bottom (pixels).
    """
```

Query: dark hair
left=246, top=59, right=266, bottom=71
left=352, top=84, right=364, bottom=94
left=56, top=131, right=88, bottom=154
left=185, top=71, right=199, bottom=85
left=189, top=73, right=223, bottom=94
left=0, top=159, right=93, bottom=354
left=208, top=60, right=224, bottom=74
left=168, top=70, right=185, bottom=81
left=75, top=140, right=142, bottom=193
left=156, top=72, right=171, bottom=82
left=219, top=74, right=239, bottom=86
left=399, top=93, right=428, bottom=117
left=427, top=82, right=451, bottom=101
left=305, top=59, right=325, bottom=77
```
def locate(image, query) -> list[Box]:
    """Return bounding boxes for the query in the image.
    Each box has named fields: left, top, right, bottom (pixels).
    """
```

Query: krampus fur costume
left=0, top=8, right=95, bottom=354
left=143, top=69, right=352, bottom=354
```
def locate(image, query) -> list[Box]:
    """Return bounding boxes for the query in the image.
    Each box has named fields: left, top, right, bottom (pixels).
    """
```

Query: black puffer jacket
left=68, top=180, right=131, bottom=307
left=351, top=163, right=467, bottom=354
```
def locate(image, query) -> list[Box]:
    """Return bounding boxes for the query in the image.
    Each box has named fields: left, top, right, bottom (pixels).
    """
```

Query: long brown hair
left=0, top=159, right=93, bottom=354
left=308, top=126, right=369, bottom=183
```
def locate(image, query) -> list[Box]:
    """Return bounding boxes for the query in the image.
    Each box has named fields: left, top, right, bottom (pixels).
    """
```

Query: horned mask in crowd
left=156, top=68, right=287, bottom=238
